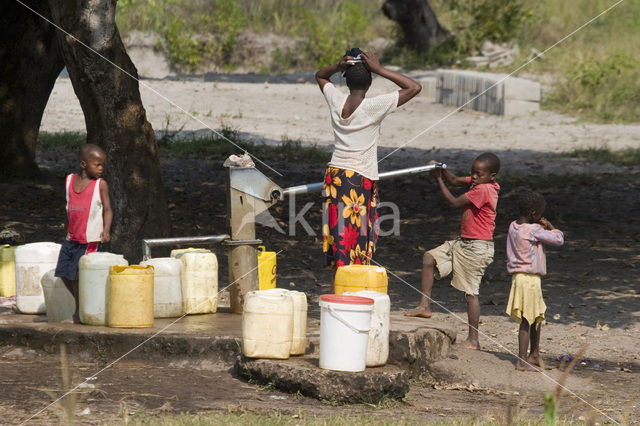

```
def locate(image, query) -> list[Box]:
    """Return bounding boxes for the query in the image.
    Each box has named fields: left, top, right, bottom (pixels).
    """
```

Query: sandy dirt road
left=41, top=74, right=640, bottom=173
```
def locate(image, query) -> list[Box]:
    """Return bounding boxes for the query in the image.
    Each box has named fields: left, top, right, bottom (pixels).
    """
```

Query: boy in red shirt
left=406, top=152, right=500, bottom=350
left=54, top=144, right=112, bottom=322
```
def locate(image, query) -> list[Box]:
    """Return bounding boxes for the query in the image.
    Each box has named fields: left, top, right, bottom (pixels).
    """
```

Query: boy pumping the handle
left=406, top=153, right=500, bottom=350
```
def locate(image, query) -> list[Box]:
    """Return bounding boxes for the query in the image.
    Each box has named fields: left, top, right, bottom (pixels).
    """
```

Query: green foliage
left=158, top=129, right=331, bottom=163
left=117, top=0, right=246, bottom=71
left=117, top=0, right=173, bottom=32
left=512, top=0, right=640, bottom=123
left=38, top=130, right=330, bottom=163
left=116, top=0, right=377, bottom=71
left=544, top=391, right=558, bottom=426
left=164, top=16, right=206, bottom=70
left=569, top=147, right=640, bottom=166
left=382, top=36, right=461, bottom=69
left=297, top=2, right=369, bottom=68
left=115, top=0, right=640, bottom=123
left=544, top=51, right=640, bottom=123
left=446, top=0, right=531, bottom=53
left=37, top=132, right=86, bottom=150
left=382, top=0, right=530, bottom=69
left=209, top=0, right=247, bottom=64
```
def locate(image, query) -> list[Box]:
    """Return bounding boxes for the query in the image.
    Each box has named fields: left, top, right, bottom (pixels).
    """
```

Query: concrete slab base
left=235, top=355, right=409, bottom=404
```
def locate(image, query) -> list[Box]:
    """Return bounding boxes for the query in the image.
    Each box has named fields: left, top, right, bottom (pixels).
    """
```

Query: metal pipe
left=281, top=163, right=446, bottom=196
left=282, top=182, right=324, bottom=197
left=142, top=234, right=230, bottom=260
left=378, top=162, right=446, bottom=179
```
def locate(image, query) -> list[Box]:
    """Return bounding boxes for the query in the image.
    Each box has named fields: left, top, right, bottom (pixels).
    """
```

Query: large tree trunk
left=49, top=0, right=170, bottom=262
left=0, top=0, right=64, bottom=178
left=382, top=0, right=450, bottom=50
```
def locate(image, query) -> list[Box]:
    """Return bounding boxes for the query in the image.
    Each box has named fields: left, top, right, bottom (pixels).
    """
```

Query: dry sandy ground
left=41, top=73, right=640, bottom=177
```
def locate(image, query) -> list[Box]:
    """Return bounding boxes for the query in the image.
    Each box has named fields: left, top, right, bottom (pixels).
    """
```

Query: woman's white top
left=322, top=83, right=398, bottom=180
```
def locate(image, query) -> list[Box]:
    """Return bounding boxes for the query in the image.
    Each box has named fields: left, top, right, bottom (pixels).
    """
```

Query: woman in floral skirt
left=315, top=49, right=421, bottom=284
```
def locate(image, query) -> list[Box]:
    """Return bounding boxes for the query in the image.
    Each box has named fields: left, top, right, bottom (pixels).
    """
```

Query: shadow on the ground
left=3, top=146, right=638, bottom=330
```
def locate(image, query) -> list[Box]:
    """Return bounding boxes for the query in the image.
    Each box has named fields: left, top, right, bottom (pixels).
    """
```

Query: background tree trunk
left=49, top=0, right=170, bottom=262
left=0, top=0, right=64, bottom=178
left=382, top=0, right=450, bottom=50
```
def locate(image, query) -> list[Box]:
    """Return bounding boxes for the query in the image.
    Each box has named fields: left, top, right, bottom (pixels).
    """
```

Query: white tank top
left=65, top=174, right=103, bottom=243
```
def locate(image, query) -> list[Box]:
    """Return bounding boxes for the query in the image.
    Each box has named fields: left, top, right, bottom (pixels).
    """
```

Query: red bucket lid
left=320, top=294, right=374, bottom=305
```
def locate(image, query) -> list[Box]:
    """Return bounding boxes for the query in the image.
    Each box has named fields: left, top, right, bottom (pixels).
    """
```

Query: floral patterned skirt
left=322, top=167, right=379, bottom=268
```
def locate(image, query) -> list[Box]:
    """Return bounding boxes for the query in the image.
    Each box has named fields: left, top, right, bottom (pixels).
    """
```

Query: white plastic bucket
left=319, top=294, right=374, bottom=372
left=344, top=290, right=390, bottom=367
left=141, top=257, right=183, bottom=318
left=78, top=252, right=128, bottom=325
left=14, top=242, right=61, bottom=314
left=260, top=289, right=308, bottom=355
left=41, top=270, right=75, bottom=322
left=242, top=290, right=293, bottom=359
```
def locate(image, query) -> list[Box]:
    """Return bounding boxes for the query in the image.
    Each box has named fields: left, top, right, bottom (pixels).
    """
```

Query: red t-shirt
left=460, top=177, right=500, bottom=240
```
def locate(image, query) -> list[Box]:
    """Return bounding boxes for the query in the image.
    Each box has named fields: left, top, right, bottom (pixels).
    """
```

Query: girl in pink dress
left=506, top=191, right=564, bottom=371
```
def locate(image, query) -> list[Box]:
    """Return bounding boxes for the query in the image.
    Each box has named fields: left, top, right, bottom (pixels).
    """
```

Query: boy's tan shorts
left=427, top=238, right=494, bottom=296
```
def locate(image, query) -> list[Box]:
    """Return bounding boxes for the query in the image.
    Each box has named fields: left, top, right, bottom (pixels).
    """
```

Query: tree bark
left=0, top=0, right=64, bottom=178
left=49, top=0, right=170, bottom=262
left=382, top=0, right=450, bottom=50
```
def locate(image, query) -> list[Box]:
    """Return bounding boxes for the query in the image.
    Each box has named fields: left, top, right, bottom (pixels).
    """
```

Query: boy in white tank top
left=54, top=144, right=112, bottom=323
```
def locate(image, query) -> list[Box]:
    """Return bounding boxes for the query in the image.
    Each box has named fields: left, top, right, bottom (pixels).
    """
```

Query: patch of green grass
left=116, top=0, right=383, bottom=72
left=568, top=147, right=640, bottom=166
left=126, top=410, right=598, bottom=425
left=512, top=0, right=640, bottom=123
left=296, top=2, right=369, bottom=69
left=37, top=132, right=86, bottom=150
left=127, top=411, right=411, bottom=425
left=118, top=0, right=247, bottom=71
left=37, top=130, right=330, bottom=163
left=542, top=52, right=640, bottom=123
left=159, top=130, right=330, bottom=163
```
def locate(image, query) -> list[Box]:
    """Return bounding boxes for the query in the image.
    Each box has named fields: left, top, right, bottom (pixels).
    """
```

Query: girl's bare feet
left=528, top=355, right=550, bottom=369
left=515, top=361, right=539, bottom=371
left=404, top=307, right=432, bottom=318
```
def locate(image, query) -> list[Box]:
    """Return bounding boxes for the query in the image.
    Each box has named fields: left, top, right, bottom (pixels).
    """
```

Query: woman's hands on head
left=338, top=55, right=355, bottom=72
left=360, top=51, right=382, bottom=73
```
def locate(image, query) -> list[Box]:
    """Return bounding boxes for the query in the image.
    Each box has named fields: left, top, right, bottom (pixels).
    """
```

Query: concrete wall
left=435, top=69, right=541, bottom=116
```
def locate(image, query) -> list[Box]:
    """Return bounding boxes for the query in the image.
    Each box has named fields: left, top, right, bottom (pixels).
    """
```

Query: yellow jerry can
left=257, top=246, right=276, bottom=291
left=108, top=265, right=154, bottom=328
left=334, top=264, right=388, bottom=295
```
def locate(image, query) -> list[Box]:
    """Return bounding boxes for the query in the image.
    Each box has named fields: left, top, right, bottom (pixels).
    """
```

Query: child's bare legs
left=527, top=321, right=546, bottom=368
left=516, top=318, right=538, bottom=371
left=61, top=277, right=80, bottom=323
left=405, top=252, right=435, bottom=318
left=459, top=294, right=480, bottom=349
